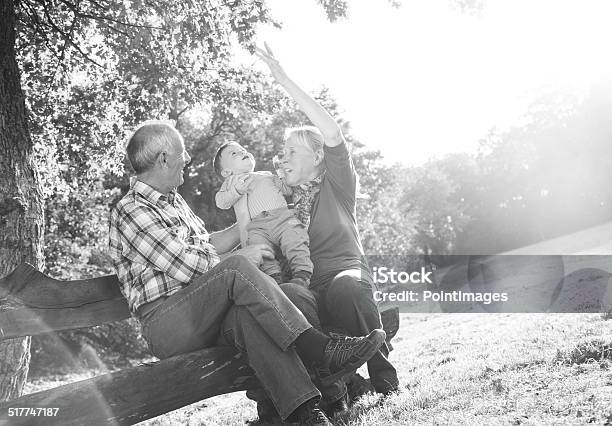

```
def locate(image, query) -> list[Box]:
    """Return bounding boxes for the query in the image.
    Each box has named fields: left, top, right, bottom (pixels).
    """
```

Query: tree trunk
left=0, top=0, right=45, bottom=402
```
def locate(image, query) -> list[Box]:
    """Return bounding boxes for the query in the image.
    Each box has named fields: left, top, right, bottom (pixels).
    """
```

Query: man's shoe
left=257, top=398, right=281, bottom=423
left=315, top=329, right=386, bottom=387
left=320, top=395, right=349, bottom=419
left=287, top=398, right=331, bottom=425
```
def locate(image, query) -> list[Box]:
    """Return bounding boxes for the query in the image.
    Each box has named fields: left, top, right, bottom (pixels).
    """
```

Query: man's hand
left=232, top=244, right=274, bottom=266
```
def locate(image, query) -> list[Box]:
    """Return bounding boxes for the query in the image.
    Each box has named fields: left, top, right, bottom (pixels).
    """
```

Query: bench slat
left=0, top=346, right=258, bottom=425
left=0, top=299, right=130, bottom=339
left=0, top=263, right=130, bottom=339
left=0, top=263, right=123, bottom=309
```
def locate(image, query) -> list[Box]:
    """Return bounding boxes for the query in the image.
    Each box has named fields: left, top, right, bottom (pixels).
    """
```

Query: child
left=213, top=141, right=313, bottom=287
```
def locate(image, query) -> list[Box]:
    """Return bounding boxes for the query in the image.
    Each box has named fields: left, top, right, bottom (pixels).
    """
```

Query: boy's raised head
left=213, top=142, right=255, bottom=178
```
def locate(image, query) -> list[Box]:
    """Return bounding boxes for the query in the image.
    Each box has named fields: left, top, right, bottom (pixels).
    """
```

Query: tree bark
left=0, top=0, right=45, bottom=402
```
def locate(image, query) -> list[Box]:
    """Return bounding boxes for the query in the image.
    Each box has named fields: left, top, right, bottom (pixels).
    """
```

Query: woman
left=256, top=45, right=399, bottom=407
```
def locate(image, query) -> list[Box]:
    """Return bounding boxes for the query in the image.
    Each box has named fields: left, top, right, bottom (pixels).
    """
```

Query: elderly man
left=108, top=121, right=385, bottom=425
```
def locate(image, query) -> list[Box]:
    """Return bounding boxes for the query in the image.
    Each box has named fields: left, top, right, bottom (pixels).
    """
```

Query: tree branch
left=81, top=0, right=107, bottom=10
left=208, top=114, right=228, bottom=139
left=42, top=0, right=81, bottom=101
left=19, top=2, right=65, bottom=62
left=33, top=0, right=103, bottom=67
left=178, top=105, right=189, bottom=117
left=76, top=0, right=165, bottom=30
left=100, top=21, right=129, bottom=37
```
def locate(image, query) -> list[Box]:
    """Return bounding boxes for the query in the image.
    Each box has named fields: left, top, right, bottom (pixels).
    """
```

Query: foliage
left=317, top=0, right=349, bottom=22
left=354, top=149, right=415, bottom=256
left=17, top=0, right=278, bottom=199
left=44, top=182, right=117, bottom=279
left=400, top=156, right=472, bottom=258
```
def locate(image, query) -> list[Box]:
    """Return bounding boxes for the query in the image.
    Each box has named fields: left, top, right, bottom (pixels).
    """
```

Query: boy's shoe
left=315, top=329, right=386, bottom=387
left=289, top=270, right=311, bottom=288
left=269, top=273, right=283, bottom=284
left=286, top=398, right=331, bottom=425
left=289, top=276, right=310, bottom=287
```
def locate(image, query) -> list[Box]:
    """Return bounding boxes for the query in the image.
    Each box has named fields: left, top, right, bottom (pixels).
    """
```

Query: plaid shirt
left=108, top=178, right=219, bottom=313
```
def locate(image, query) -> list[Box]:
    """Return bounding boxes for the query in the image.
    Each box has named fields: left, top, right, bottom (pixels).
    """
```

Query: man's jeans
left=137, top=255, right=320, bottom=420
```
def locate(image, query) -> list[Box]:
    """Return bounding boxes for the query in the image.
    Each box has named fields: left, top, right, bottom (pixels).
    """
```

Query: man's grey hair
left=126, top=120, right=183, bottom=174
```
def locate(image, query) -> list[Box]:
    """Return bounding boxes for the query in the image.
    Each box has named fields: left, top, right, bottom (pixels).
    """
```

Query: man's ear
left=221, top=168, right=231, bottom=178
left=157, top=150, right=169, bottom=168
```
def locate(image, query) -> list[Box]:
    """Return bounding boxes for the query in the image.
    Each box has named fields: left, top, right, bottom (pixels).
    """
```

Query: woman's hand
left=255, top=42, right=344, bottom=147
left=255, top=43, right=288, bottom=83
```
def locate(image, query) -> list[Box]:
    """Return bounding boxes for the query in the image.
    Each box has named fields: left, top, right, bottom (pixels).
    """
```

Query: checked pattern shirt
left=108, top=178, right=219, bottom=313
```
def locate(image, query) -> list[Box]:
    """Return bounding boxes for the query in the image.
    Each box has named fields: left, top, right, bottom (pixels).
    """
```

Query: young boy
left=213, top=141, right=313, bottom=287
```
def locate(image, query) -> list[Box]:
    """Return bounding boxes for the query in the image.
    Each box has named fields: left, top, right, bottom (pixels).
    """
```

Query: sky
left=238, top=0, right=612, bottom=166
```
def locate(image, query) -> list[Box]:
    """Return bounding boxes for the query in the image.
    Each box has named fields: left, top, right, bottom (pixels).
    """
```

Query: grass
left=25, top=313, right=612, bottom=425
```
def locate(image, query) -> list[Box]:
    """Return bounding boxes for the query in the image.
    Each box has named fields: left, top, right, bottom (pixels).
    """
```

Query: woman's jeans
left=137, top=255, right=320, bottom=420
left=283, top=269, right=399, bottom=401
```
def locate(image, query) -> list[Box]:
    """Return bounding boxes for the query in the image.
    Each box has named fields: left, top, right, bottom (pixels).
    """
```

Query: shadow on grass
left=243, top=389, right=400, bottom=426
left=332, top=390, right=402, bottom=426
left=555, top=337, right=612, bottom=365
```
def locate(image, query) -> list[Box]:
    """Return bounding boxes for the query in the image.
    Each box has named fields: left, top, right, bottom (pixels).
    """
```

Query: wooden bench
left=0, top=263, right=399, bottom=425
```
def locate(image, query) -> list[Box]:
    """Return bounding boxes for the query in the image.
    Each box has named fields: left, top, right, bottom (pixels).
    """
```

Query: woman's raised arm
left=255, top=44, right=344, bottom=147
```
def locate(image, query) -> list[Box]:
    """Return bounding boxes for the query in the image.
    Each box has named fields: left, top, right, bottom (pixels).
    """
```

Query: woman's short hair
left=126, top=121, right=183, bottom=173
left=285, top=126, right=324, bottom=153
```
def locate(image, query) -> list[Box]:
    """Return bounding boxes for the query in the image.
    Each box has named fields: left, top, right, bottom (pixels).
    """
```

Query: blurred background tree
left=399, top=83, right=612, bottom=257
